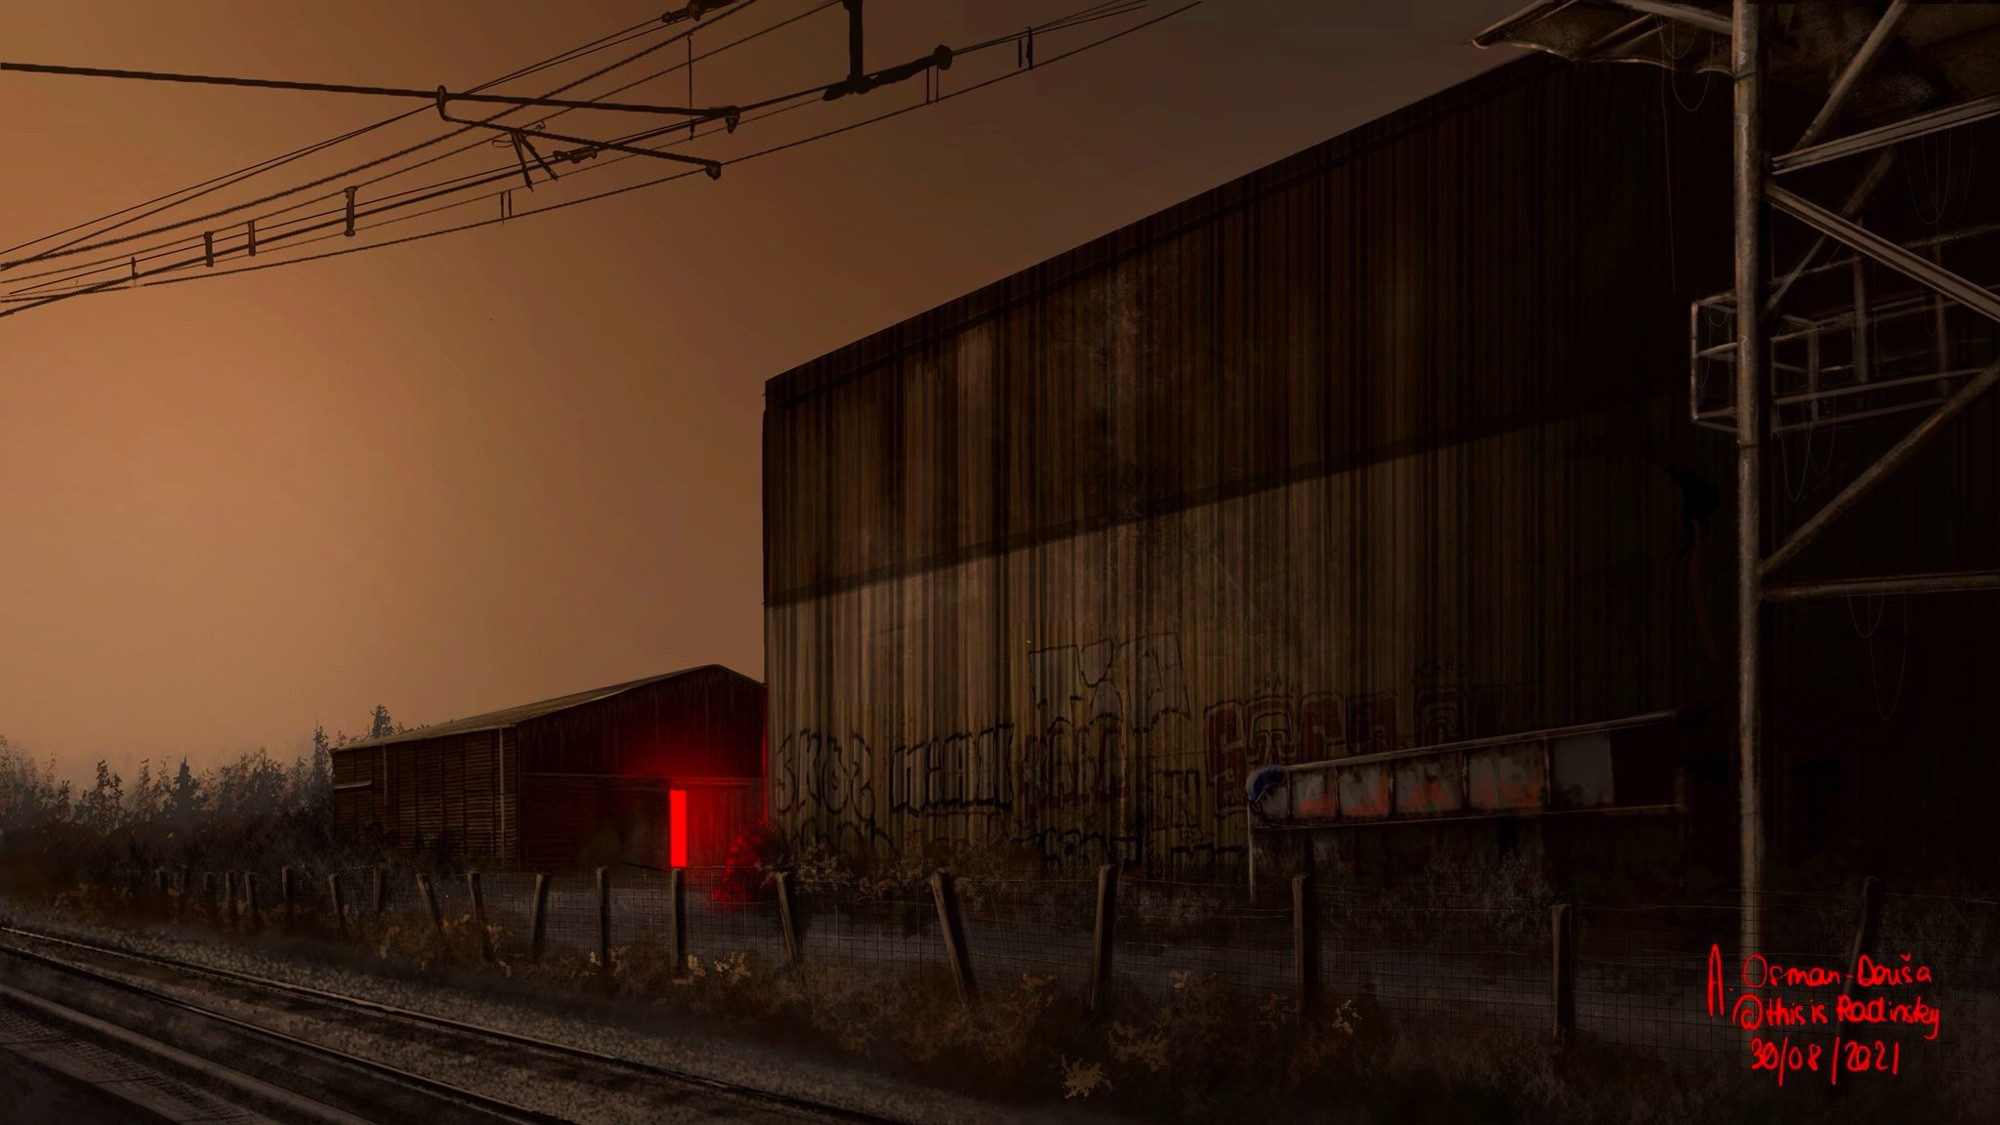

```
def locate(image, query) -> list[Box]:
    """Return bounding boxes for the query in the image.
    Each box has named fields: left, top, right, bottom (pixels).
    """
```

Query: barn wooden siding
left=512, top=666, right=764, bottom=778
left=512, top=666, right=765, bottom=869
left=334, top=730, right=519, bottom=864
left=762, top=51, right=2000, bottom=880
left=333, top=665, right=767, bottom=871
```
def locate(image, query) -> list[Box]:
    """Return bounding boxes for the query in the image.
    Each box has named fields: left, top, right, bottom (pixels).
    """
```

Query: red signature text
left=1704, top=944, right=1942, bottom=1084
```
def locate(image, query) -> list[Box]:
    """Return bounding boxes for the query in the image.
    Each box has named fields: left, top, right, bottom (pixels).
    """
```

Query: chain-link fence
left=87, top=860, right=2000, bottom=1089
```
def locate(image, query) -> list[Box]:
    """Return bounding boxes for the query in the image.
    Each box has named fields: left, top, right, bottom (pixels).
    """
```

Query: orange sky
left=0, top=1, right=1520, bottom=783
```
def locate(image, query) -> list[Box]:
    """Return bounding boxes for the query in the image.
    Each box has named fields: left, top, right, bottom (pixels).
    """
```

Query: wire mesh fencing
left=1114, top=877, right=1292, bottom=1005
left=1324, top=890, right=1551, bottom=1041
left=794, top=879, right=948, bottom=982
left=1872, top=891, right=2000, bottom=1099
left=1575, top=898, right=1746, bottom=1066
left=955, top=877, right=1096, bottom=995
left=681, top=866, right=792, bottom=972
left=108, top=861, right=2000, bottom=1085
left=478, top=871, right=540, bottom=953
left=534, top=871, right=601, bottom=956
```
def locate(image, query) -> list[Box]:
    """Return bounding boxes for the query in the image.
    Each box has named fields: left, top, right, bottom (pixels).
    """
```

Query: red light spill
left=670, top=789, right=688, bottom=869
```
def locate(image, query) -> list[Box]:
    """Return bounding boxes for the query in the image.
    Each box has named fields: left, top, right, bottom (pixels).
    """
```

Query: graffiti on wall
left=887, top=723, right=1016, bottom=847
left=1197, top=688, right=1385, bottom=854
left=772, top=642, right=1546, bottom=873
left=1411, top=657, right=1541, bottom=745
left=1026, top=633, right=1188, bottom=731
left=771, top=728, right=896, bottom=856
left=1015, top=633, right=1188, bottom=866
left=772, top=723, right=1018, bottom=856
left=1205, top=691, right=1356, bottom=789
left=1146, top=768, right=1211, bottom=868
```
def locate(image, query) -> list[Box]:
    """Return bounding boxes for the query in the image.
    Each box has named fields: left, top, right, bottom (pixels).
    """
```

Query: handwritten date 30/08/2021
left=1706, top=945, right=1943, bottom=1087
left=1748, top=1035, right=1901, bottom=1086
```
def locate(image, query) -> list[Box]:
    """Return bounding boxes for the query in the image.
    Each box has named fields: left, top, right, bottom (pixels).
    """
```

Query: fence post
left=595, top=866, right=612, bottom=975
left=668, top=867, right=688, bottom=973
left=930, top=868, right=977, bottom=1004
left=178, top=867, right=190, bottom=922
left=416, top=872, right=443, bottom=934
left=467, top=871, right=494, bottom=964
left=1552, top=903, right=1576, bottom=1044
left=1836, top=876, right=1883, bottom=1043
left=372, top=866, right=387, bottom=917
left=1293, top=872, right=1319, bottom=1018
left=529, top=873, right=551, bottom=963
left=327, top=872, right=348, bottom=939
left=280, top=866, right=295, bottom=926
left=1089, top=864, right=1119, bottom=1016
left=772, top=871, right=802, bottom=969
left=245, top=872, right=263, bottom=930
left=225, top=871, right=240, bottom=927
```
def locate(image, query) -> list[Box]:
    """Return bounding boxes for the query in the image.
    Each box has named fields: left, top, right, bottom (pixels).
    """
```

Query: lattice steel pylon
left=1475, top=0, right=2000, bottom=970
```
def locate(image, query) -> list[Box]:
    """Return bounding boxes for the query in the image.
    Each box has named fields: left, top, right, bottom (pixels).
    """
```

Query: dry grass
left=24, top=871, right=2000, bottom=1124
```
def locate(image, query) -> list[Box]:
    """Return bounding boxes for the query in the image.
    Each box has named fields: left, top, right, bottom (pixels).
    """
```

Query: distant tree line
left=0, top=706, right=409, bottom=899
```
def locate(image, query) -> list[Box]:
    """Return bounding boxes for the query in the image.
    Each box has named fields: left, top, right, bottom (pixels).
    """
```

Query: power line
left=0, top=1, right=770, bottom=272
left=0, top=6, right=704, bottom=263
left=0, top=61, right=735, bottom=118
left=4, top=26, right=823, bottom=297
left=0, top=0, right=822, bottom=291
left=0, top=3, right=795, bottom=293
left=4, top=1, right=1187, bottom=307
left=0, top=1, right=1196, bottom=317
left=10, top=78, right=844, bottom=297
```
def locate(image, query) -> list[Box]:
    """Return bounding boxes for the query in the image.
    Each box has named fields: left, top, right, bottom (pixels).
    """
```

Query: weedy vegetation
left=6, top=730, right=1996, bottom=1123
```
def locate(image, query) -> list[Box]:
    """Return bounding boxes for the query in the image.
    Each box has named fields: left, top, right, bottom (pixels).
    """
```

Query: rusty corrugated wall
left=762, top=54, right=1744, bottom=876
left=783, top=46, right=2000, bottom=881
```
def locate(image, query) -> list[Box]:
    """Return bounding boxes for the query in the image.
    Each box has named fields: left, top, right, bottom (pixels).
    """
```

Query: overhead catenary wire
left=15, top=2, right=1178, bottom=307
left=0, top=5, right=715, bottom=264
left=0, top=1, right=1196, bottom=317
left=0, top=1, right=769, bottom=273
left=2, top=0, right=1140, bottom=282
left=0, top=0, right=1134, bottom=296
left=0, top=61, right=736, bottom=118
left=0, top=0, right=803, bottom=293
left=10, top=0, right=1130, bottom=293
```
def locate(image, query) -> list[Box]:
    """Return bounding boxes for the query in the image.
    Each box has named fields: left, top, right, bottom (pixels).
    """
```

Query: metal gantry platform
left=1476, top=0, right=2000, bottom=960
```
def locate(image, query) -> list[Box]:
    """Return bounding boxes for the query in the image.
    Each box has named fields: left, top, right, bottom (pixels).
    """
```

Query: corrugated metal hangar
left=763, top=41, right=1999, bottom=886
left=332, top=665, right=765, bottom=871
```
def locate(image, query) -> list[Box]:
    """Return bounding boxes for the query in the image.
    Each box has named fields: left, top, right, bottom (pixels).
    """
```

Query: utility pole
left=1731, top=0, right=1767, bottom=982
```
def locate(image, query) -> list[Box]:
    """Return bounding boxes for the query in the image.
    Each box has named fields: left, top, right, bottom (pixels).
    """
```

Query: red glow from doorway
left=670, top=788, right=688, bottom=868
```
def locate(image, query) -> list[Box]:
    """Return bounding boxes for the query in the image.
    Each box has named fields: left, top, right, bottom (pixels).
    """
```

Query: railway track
left=0, top=922, right=909, bottom=1124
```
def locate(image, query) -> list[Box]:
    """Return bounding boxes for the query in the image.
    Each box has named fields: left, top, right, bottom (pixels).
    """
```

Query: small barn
left=331, top=665, right=765, bottom=872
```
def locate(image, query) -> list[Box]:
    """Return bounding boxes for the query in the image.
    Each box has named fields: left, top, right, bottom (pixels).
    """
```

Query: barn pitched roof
left=334, top=664, right=756, bottom=750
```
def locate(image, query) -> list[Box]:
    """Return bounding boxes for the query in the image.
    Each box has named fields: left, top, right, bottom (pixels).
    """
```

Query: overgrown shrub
left=0, top=716, right=399, bottom=902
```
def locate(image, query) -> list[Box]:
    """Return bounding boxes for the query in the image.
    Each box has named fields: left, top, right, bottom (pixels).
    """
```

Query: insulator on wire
left=203, top=231, right=215, bottom=268
left=344, top=186, right=358, bottom=237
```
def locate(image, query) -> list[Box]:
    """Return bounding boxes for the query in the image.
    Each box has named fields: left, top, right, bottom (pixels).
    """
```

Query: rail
left=0, top=922, right=907, bottom=1125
